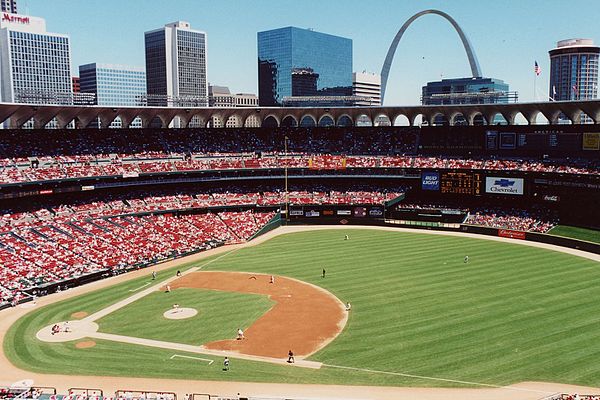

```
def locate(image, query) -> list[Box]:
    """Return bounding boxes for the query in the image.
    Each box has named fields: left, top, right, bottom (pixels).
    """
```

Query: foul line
left=128, top=282, right=151, bottom=292
left=170, top=354, right=214, bottom=365
left=323, top=364, right=554, bottom=394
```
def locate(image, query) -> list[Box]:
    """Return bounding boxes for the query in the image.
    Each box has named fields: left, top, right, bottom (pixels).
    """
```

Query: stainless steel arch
left=380, top=9, right=483, bottom=103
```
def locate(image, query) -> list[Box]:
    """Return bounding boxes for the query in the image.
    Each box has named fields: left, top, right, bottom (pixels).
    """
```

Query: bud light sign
left=422, top=172, right=440, bottom=191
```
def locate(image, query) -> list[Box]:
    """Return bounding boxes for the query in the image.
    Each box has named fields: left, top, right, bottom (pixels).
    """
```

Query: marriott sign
left=1, top=13, right=30, bottom=24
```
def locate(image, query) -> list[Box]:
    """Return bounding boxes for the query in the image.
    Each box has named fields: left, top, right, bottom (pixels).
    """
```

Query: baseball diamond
left=2, top=226, right=600, bottom=400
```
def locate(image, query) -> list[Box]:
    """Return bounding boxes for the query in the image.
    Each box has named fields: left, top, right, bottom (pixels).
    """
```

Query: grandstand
left=0, top=123, right=598, bottom=306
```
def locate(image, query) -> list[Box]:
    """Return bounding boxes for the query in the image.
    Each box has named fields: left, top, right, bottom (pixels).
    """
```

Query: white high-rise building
left=0, top=13, right=72, bottom=105
left=353, top=71, right=381, bottom=106
left=144, top=21, right=208, bottom=108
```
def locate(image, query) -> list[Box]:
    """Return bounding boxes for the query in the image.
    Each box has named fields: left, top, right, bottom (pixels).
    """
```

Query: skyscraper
left=421, top=77, right=516, bottom=125
left=549, top=39, right=599, bottom=102
left=144, top=21, right=208, bottom=108
left=0, top=12, right=72, bottom=105
left=79, top=63, right=146, bottom=127
left=353, top=72, right=381, bottom=106
left=1, top=0, right=17, bottom=14
left=257, top=27, right=352, bottom=106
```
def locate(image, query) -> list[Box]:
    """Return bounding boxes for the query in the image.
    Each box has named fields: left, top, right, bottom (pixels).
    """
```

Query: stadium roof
left=0, top=99, right=599, bottom=128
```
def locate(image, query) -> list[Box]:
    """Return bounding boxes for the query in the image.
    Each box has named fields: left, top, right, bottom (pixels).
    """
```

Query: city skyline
left=16, top=0, right=600, bottom=106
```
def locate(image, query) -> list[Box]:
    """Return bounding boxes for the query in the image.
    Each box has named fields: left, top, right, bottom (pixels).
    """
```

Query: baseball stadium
left=0, top=98, right=599, bottom=400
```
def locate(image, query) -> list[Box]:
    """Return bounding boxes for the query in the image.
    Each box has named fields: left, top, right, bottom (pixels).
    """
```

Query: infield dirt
left=169, top=271, right=346, bottom=358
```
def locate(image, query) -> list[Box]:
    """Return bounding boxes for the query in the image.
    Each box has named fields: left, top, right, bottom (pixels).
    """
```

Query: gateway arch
left=380, top=9, right=483, bottom=103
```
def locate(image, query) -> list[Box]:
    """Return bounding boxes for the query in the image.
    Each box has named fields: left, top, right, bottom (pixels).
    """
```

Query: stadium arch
left=380, top=9, right=483, bottom=103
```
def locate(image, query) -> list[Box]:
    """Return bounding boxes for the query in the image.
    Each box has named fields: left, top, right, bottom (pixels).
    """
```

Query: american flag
left=534, top=61, right=541, bottom=76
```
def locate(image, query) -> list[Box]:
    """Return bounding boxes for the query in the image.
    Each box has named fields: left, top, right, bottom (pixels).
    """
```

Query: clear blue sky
left=21, top=0, right=600, bottom=106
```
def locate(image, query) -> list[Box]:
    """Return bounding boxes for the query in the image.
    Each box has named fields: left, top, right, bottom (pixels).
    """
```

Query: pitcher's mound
left=163, top=307, right=197, bottom=320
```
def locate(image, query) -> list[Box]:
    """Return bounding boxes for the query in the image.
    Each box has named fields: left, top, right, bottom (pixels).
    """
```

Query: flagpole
left=533, top=69, right=537, bottom=101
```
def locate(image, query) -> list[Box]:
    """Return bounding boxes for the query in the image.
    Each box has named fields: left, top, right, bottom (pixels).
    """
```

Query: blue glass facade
left=421, top=77, right=513, bottom=105
left=79, top=63, right=146, bottom=107
left=257, top=27, right=352, bottom=106
left=79, top=63, right=146, bottom=127
left=549, top=42, right=599, bottom=102
left=144, top=30, right=167, bottom=102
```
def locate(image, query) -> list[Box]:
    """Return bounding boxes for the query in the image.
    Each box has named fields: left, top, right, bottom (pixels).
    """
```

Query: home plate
left=163, top=307, right=198, bottom=320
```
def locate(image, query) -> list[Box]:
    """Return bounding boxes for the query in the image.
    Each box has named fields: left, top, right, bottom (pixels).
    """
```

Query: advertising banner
left=289, top=210, right=304, bottom=216
left=305, top=210, right=320, bottom=217
left=421, top=172, right=440, bottom=191
left=499, top=132, right=516, bottom=149
left=486, top=131, right=498, bottom=150
left=337, top=210, right=351, bottom=216
left=498, top=229, right=526, bottom=240
left=583, top=133, right=600, bottom=150
left=353, top=207, right=366, bottom=217
left=369, top=207, right=384, bottom=217
left=542, top=195, right=560, bottom=202
left=485, top=177, right=524, bottom=195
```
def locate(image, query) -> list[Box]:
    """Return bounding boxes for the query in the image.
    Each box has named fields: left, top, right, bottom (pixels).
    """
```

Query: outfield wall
left=460, top=225, right=600, bottom=254
left=287, top=214, right=600, bottom=255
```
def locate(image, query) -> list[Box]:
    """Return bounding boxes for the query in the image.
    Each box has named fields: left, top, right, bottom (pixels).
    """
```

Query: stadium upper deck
left=1, top=99, right=600, bottom=128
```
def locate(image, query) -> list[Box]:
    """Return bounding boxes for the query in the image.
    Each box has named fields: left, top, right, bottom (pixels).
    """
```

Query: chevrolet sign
left=485, top=177, right=524, bottom=195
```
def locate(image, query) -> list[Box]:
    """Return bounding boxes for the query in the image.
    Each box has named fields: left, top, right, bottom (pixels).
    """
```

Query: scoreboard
left=440, top=171, right=482, bottom=195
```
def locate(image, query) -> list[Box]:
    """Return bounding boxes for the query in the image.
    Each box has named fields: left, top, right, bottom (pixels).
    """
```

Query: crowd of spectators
left=0, top=186, right=405, bottom=305
left=0, top=128, right=597, bottom=185
left=1, top=154, right=597, bottom=185
left=464, top=206, right=558, bottom=233
left=393, top=202, right=558, bottom=233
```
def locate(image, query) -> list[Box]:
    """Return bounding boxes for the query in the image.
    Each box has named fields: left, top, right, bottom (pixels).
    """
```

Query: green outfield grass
left=5, top=229, right=600, bottom=387
left=548, top=225, right=600, bottom=244
left=97, top=288, right=274, bottom=345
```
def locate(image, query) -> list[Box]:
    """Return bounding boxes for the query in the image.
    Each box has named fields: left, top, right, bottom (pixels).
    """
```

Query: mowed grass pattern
left=549, top=225, right=600, bottom=244
left=5, top=229, right=600, bottom=387
left=203, top=229, right=600, bottom=386
left=97, top=288, right=274, bottom=345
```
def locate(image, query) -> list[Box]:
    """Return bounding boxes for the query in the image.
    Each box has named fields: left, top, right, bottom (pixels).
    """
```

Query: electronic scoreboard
left=440, top=171, right=482, bottom=195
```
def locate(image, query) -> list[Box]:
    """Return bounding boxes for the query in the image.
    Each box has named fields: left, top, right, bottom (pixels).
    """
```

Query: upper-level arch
left=380, top=9, right=483, bottom=103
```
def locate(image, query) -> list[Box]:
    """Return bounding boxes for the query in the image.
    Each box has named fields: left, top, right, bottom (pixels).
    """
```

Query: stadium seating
left=1, top=153, right=598, bottom=184
left=0, top=126, right=597, bottom=185
left=0, top=188, right=403, bottom=305
left=464, top=207, right=557, bottom=233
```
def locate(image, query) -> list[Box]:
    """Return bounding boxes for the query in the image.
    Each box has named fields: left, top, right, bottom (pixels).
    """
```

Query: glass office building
left=421, top=77, right=515, bottom=105
left=79, top=63, right=146, bottom=128
left=422, top=77, right=516, bottom=125
left=257, top=26, right=352, bottom=106
left=549, top=39, right=599, bottom=102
